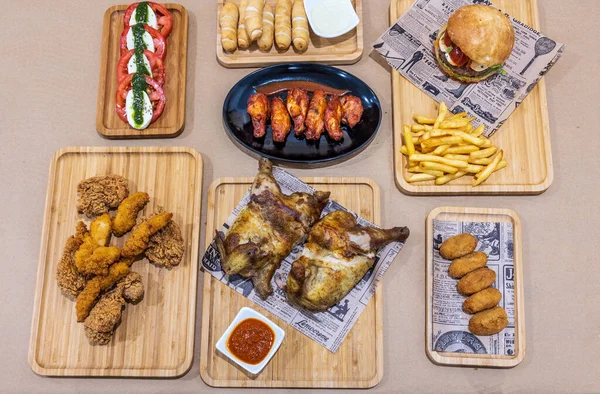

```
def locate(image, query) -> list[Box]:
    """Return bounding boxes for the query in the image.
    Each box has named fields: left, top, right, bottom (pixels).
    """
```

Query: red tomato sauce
left=226, top=318, right=275, bottom=365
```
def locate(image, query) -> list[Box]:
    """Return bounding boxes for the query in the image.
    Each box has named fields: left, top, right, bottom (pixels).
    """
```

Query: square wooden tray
left=96, top=4, right=188, bottom=139
left=200, top=177, right=384, bottom=388
left=216, top=0, right=363, bottom=68
left=425, top=206, right=526, bottom=368
left=28, top=147, right=203, bottom=377
left=391, top=0, right=553, bottom=195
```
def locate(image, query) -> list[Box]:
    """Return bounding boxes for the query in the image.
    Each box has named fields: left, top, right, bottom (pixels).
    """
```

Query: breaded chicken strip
left=77, top=246, right=121, bottom=276
left=75, top=214, right=113, bottom=273
left=75, top=261, right=129, bottom=322
left=83, top=272, right=144, bottom=345
left=77, top=175, right=129, bottom=218
left=56, top=222, right=88, bottom=300
left=145, top=219, right=185, bottom=269
left=90, top=213, right=112, bottom=246
left=122, top=212, right=173, bottom=258
left=112, top=192, right=150, bottom=237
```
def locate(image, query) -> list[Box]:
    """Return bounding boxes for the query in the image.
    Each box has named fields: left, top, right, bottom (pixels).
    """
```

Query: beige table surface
left=1, top=1, right=599, bottom=393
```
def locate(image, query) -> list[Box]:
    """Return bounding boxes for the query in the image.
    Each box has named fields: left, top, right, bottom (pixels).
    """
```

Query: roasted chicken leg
left=270, top=97, right=291, bottom=142
left=324, top=96, right=343, bottom=141
left=286, top=210, right=409, bottom=311
left=304, top=90, right=327, bottom=140
left=247, top=93, right=270, bottom=138
left=340, top=95, right=364, bottom=128
left=286, top=88, right=309, bottom=135
left=215, top=158, right=330, bottom=299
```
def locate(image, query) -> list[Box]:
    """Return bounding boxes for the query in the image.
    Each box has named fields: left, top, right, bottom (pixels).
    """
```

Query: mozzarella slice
left=126, top=28, right=155, bottom=52
left=127, top=52, right=152, bottom=75
left=129, top=4, right=158, bottom=29
left=125, top=89, right=153, bottom=130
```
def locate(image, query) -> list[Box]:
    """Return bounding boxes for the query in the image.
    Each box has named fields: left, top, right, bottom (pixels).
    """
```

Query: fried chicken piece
left=83, top=272, right=144, bottom=345
left=122, top=212, right=173, bottom=258
left=247, top=93, right=270, bottom=138
left=286, top=88, right=309, bottom=135
left=56, top=222, right=88, bottom=300
left=304, top=90, right=327, bottom=140
left=90, top=213, right=112, bottom=246
left=112, top=192, right=150, bottom=237
left=145, top=218, right=185, bottom=269
left=340, top=95, right=364, bottom=128
left=270, top=97, right=291, bottom=142
left=324, top=96, right=343, bottom=141
left=77, top=246, right=121, bottom=276
left=75, top=261, right=130, bottom=322
left=77, top=175, right=129, bottom=218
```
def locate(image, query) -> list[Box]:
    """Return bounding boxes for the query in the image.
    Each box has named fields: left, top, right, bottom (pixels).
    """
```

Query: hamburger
left=434, top=4, right=515, bottom=83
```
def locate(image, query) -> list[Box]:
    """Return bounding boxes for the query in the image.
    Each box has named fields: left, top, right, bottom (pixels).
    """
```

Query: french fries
left=401, top=106, right=508, bottom=186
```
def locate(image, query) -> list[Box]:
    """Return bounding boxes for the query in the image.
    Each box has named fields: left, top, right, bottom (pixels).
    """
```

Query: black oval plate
left=222, top=63, right=382, bottom=167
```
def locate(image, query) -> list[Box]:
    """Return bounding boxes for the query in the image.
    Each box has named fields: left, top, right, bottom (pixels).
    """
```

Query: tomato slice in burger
left=117, top=48, right=165, bottom=86
left=124, top=2, right=173, bottom=38
left=120, top=24, right=166, bottom=60
left=449, top=46, right=469, bottom=67
left=116, top=73, right=165, bottom=126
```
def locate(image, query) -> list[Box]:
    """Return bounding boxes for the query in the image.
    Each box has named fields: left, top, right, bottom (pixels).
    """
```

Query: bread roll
left=275, top=0, right=292, bottom=50
left=257, top=4, right=274, bottom=51
left=219, top=2, right=239, bottom=52
left=292, top=0, right=309, bottom=52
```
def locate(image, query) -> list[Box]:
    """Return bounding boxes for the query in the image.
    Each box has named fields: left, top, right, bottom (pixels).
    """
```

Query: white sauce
left=309, top=0, right=358, bottom=38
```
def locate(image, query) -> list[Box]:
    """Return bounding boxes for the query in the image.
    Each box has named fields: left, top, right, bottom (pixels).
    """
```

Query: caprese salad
left=116, top=2, right=172, bottom=130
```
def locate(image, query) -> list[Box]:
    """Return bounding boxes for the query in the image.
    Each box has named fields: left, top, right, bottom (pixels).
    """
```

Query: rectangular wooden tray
left=96, top=4, right=188, bottom=139
left=200, top=177, right=383, bottom=388
left=425, top=206, right=525, bottom=368
left=28, top=147, right=203, bottom=377
left=216, top=0, right=363, bottom=68
left=391, top=0, right=553, bottom=195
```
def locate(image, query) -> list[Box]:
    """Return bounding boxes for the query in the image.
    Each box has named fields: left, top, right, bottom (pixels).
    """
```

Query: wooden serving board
left=216, top=0, right=363, bottom=68
left=28, top=147, right=203, bottom=377
left=96, top=4, right=188, bottom=139
left=425, top=207, right=525, bottom=368
left=391, top=0, right=553, bottom=195
left=200, top=177, right=383, bottom=388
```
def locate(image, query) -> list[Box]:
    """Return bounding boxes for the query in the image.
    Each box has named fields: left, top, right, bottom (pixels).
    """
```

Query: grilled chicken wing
left=304, top=90, right=327, bottom=140
left=247, top=93, right=270, bottom=138
left=286, top=88, right=309, bottom=135
left=286, top=210, right=409, bottom=311
left=340, top=95, right=364, bottom=128
left=215, top=158, right=330, bottom=299
left=270, top=97, right=291, bottom=142
left=324, top=96, right=343, bottom=141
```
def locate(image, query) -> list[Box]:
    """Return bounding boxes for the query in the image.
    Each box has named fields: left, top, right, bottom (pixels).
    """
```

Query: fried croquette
left=440, top=233, right=478, bottom=260
left=463, top=288, right=502, bottom=314
left=457, top=267, right=496, bottom=296
left=75, top=262, right=130, bottom=322
left=56, top=222, right=88, bottom=300
left=112, top=192, right=150, bottom=237
left=468, top=306, right=508, bottom=336
left=77, top=246, right=121, bottom=276
left=145, top=219, right=185, bottom=269
left=90, top=213, right=112, bottom=246
left=448, top=251, right=488, bottom=279
left=83, top=272, right=144, bottom=345
left=77, top=175, right=129, bottom=218
left=122, top=212, right=173, bottom=258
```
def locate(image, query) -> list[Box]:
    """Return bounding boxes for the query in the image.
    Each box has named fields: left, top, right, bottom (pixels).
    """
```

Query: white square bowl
left=304, top=0, right=360, bottom=38
left=215, top=307, right=285, bottom=375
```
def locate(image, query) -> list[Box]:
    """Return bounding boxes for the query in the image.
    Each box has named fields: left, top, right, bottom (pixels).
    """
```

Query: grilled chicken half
left=215, top=158, right=330, bottom=299
left=286, top=210, right=409, bottom=311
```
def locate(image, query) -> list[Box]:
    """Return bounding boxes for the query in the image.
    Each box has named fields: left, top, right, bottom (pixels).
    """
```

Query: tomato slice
left=123, top=2, right=173, bottom=38
left=120, top=24, right=166, bottom=60
left=117, top=49, right=165, bottom=86
left=116, top=73, right=166, bottom=125
left=449, top=46, right=468, bottom=67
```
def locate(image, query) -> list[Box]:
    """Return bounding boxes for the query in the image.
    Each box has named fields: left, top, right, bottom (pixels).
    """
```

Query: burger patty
left=437, top=45, right=497, bottom=79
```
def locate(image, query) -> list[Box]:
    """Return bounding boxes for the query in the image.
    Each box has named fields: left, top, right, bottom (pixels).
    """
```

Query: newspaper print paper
left=202, top=166, right=405, bottom=353
left=373, top=0, right=566, bottom=136
left=431, top=219, right=515, bottom=355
